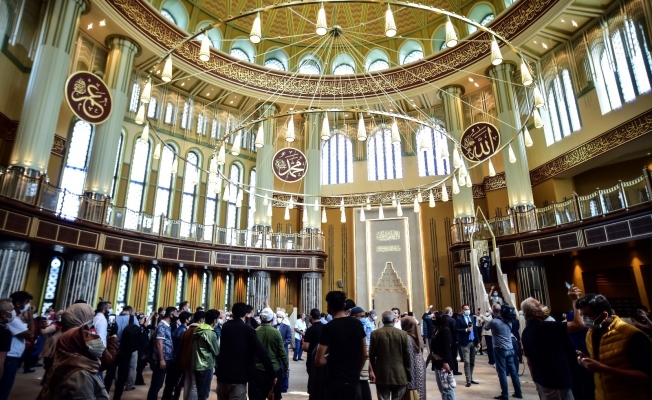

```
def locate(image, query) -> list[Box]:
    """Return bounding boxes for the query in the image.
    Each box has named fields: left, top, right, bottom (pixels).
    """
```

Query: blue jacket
left=455, top=315, right=478, bottom=346
left=276, top=323, right=292, bottom=345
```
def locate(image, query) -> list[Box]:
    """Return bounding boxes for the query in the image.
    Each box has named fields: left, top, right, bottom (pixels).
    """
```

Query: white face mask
left=86, top=338, right=105, bottom=358
left=108, top=308, right=113, bottom=315
left=19, top=302, right=30, bottom=314
left=463, top=310, right=470, bottom=316
left=493, top=293, right=498, bottom=297
left=372, top=315, right=378, bottom=321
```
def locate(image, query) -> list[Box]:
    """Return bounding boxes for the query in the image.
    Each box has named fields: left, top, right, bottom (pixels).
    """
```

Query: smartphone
left=108, top=315, right=116, bottom=324
left=565, top=282, right=571, bottom=289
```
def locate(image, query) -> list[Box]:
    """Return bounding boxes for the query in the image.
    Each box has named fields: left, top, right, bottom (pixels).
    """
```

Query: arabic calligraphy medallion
left=460, top=122, right=501, bottom=162
left=64, top=71, right=113, bottom=124
left=272, top=148, right=308, bottom=183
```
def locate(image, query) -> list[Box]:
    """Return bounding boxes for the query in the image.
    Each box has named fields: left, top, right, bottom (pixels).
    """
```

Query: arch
left=196, top=21, right=222, bottom=50
left=58, top=120, right=94, bottom=219
left=432, top=25, right=451, bottom=52
left=467, top=3, right=495, bottom=34
left=146, top=266, right=161, bottom=314
left=322, top=132, right=353, bottom=184
left=161, top=0, right=188, bottom=30
left=399, top=40, right=424, bottom=64
left=230, top=37, right=255, bottom=62
left=124, top=135, right=152, bottom=230
left=416, top=125, right=450, bottom=176
left=264, top=47, right=289, bottom=71
left=225, top=161, right=244, bottom=244
left=40, top=256, right=64, bottom=314
left=152, top=142, right=179, bottom=233
left=147, top=97, right=158, bottom=119
left=204, top=156, right=223, bottom=241
left=332, top=53, right=356, bottom=75
left=366, top=49, right=390, bottom=72
left=298, top=53, right=322, bottom=74
left=367, top=126, right=403, bottom=181
left=115, top=263, right=132, bottom=313
left=545, top=68, right=582, bottom=143
left=164, top=102, right=174, bottom=124
left=180, top=150, right=201, bottom=238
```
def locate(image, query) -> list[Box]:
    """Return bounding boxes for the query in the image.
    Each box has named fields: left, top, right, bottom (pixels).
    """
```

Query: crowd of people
left=1, top=285, right=652, bottom=400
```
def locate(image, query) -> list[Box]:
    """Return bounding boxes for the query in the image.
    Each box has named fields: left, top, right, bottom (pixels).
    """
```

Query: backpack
left=500, top=304, right=517, bottom=320
left=120, top=315, right=142, bottom=354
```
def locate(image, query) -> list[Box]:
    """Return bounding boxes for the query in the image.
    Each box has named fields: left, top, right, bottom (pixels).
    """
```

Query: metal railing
left=0, top=167, right=325, bottom=252
left=450, top=168, right=652, bottom=244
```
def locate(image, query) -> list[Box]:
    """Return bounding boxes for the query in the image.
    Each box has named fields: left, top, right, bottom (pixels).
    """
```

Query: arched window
left=180, top=101, right=190, bottom=129
left=368, top=128, right=403, bottom=181
left=161, top=9, right=175, bottom=24
left=322, top=133, right=353, bottom=184
left=366, top=49, right=390, bottom=72
left=146, top=267, right=159, bottom=315
left=196, top=22, right=222, bottom=49
left=176, top=268, right=186, bottom=306
left=153, top=144, right=177, bottom=233
left=110, top=132, right=124, bottom=199
left=599, top=50, right=622, bottom=110
left=368, top=59, right=389, bottom=72
left=164, top=102, right=174, bottom=124
left=225, top=163, right=243, bottom=243
left=41, top=256, right=63, bottom=315
left=299, top=59, right=321, bottom=74
left=417, top=126, right=450, bottom=176
left=129, top=82, right=140, bottom=112
left=180, top=152, right=199, bottom=238
left=611, top=30, right=636, bottom=103
left=224, top=272, right=233, bottom=310
left=147, top=97, right=157, bottom=119
left=160, top=0, right=188, bottom=30
left=333, top=64, right=355, bottom=75
left=211, top=118, right=219, bottom=139
left=58, top=120, right=93, bottom=219
left=201, top=271, right=210, bottom=309
left=264, top=58, right=285, bottom=71
left=403, top=50, right=423, bottom=64
left=546, top=69, right=582, bottom=142
left=197, top=113, right=205, bottom=135
left=231, top=48, right=249, bottom=62
left=246, top=169, right=256, bottom=242
left=115, top=264, right=131, bottom=313
left=479, top=14, right=494, bottom=26
left=468, top=4, right=495, bottom=34
left=204, top=159, right=222, bottom=241
left=124, top=137, right=151, bottom=229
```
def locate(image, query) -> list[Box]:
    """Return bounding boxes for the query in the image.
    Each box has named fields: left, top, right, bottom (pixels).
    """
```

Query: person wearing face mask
left=521, top=285, right=586, bottom=400
left=0, top=291, right=34, bottom=400
left=477, top=311, right=495, bottom=367
left=489, top=286, right=505, bottom=307
left=455, top=304, right=479, bottom=388
left=483, top=304, right=522, bottom=400
left=93, top=301, right=112, bottom=348
left=0, top=299, right=14, bottom=382
left=301, top=308, right=324, bottom=389
left=575, top=293, right=652, bottom=400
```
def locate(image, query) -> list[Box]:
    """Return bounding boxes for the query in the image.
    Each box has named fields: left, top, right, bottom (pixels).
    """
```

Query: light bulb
left=316, top=3, right=328, bottom=36
left=231, top=132, right=242, bottom=155
left=452, top=176, right=460, bottom=194
left=171, top=157, right=178, bottom=175
left=289, top=196, right=294, bottom=209
left=340, top=197, right=345, bottom=211
left=140, top=78, right=152, bottom=103
left=255, top=124, right=265, bottom=148
left=414, top=197, right=420, bottom=213
left=521, top=59, right=533, bottom=86
left=396, top=201, right=403, bottom=217
left=508, top=144, right=517, bottom=163
left=320, top=114, right=330, bottom=140
left=284, top=205, right=290, bottom=220
left=466, top=175, right=472, bottom=188
left=314, top=199, right=319, bottom=211
left=153, top=142, right=161, bottom=160
left=162, top=56, right=173, bottom=83
left=285, top=118, right=295, bottom=142
left=491, top=37, right=503, bottom=66
left=321, top=207, right=327, bottom=223
left=391, top=119, right=400, bottom=145
left=302, top=207, right=308, bottom=222
left=263, top=194, right=269, bottom=206
left=533, top=85, right=545, bottom=108
left=385, top=4, right=397, bottom=37
left=458, top=173, right=466, bottom=187
left=366, top=196, right=371, bottom=211
left=446, top=16, right=458, bottom=48
left=140, top=124, right=149, bottom=143
left=453, top=147, right=461, bottom=168
left=488, top=159, right=496, bottom=177
left=340, top=209, right=346, bottom=223
left=523, top=127, right=534, bottom=147
left=216, top=144, right=226, bottom=165
left=199, top=35, right=211, bottom=62
left=440, top=144, right=449, bottom=159
left=135, top=104, right=145, bottom=124
left=391, top=193, right=397, bottom=207
left=222, top=185, right=230, bottom=202
left=378, top=204, right=384, bottom=219
left=357, top=114, right=367, bottom=141
left=209, top=157, right=218, bottom=174
left=429, top=190, right=436, bottom=208
left=441, top=183, right=449, bottom=202
left=533, top=109, right=544, bottom=129
left=417, top=190, right=423, bottom=203
left=267, top=201, right=273, bottom=217
left=250, top=12, right=262, bottom=44
left=360, top=207, right=366, bottom=222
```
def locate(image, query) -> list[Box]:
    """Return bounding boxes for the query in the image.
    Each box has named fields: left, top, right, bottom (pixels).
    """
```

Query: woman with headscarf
left=430, top=312, right=456, bottom=400
left=401, top=316, right=426, bottom=400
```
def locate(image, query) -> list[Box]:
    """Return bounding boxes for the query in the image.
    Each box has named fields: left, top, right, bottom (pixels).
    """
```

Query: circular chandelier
left=131, top=0, right=546, bottom=222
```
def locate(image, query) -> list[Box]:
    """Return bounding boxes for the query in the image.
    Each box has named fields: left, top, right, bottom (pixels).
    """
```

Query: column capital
left=485, top=61, right=518, bottom=79
left=437, top=84, right=465, bottom=100
left=105, top=34, right=142, bottom=58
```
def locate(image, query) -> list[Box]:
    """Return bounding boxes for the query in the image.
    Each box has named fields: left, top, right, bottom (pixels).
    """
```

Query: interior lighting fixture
left=320, top=114, right=330, bottom=140
left=413, top=197, right=420, bottom=213
left=134, top=104, right=145, bottom=124
left=140, top=78, right=152, bottom=103
left=199, top=35, right=211, bottom=62
left=263, top=194, right=269, bottom=206
left=340, top=208, right=346, bottom=223
left=491, top=37, right=503, bottom=65
left=316, top=3, right=328, bottom=36
left=391, top=119, right=400, bottom=145
left=417, top=190, right=423, bottom=203
left=286, top=118, right=295, bottom=142
left=533, top=86, right=545, bottom=108
left=441, top=183, right=449, bottom=202
left=521, top=59, right=534, bottom=86
left=321, top=207, right=327, bottom=223
left=222, top=185, right=230, bottom=202
left=162, top=57, right=173, bottom=82
left=289, top=196, right=295, bottom=209
left=153, top=143, right=161, bottom=160
left=140, top=124, right=149, bottom=143
left=216, top=144, right=226, bottom=165
left=468, top=77, right=474, bottom=82
left=488, top=159, right=496, bottom=177
left=314, top=199, right=319, bottom=211
left=366, top=196, right=371, bottom=211
left=191, top=168, right=199, bottom=186
left=440, top=144, right=449, bottom=159
left=250, top=13, right=262, bottom=44
left=474, top=82, right=479, bottom=87
left=255, top=124, right=265, bottom=148
left=267, top=202, right=273, bottom=217
left=452, top=147, right=461, bottom=169
left=429, top=190, right=436, bottom=208
left=378, top=204, right=384, bottom=219
left=99, top=20, right=106, bottom=27
left=391, top=193, right=397, bottom=207
left=458, top=173, right=466, bottom=187
left=466, top=175, right=472, bottom=188
left=452, top=176, right=460, bottom=194
left=523, top=127, right=534, bottom=147
left=340, top=198, right=345, bottom=211
left=171, top=157, right=179, bottom=175
left=302, top=207, right=308, bottom=222
left=284, top=204, right=290, bottom=220
left=357, top=114, right=367, bottom=141
left=572, top=20, right=578, bottom=27
left=360, top=207, right=366, bottom=222
left=385, top=4, right=397, bottom=37
left=87, top=23, right=93, bottom=30
left=533, top=109, right=544, bottom=128
left=508, top=144, right=517, bottom=163
left=445, top=16, right=458, bottom=47
left=231, top=132, right=242, bottom=155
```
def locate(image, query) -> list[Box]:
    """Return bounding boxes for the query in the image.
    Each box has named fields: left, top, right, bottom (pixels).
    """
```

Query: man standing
left=422, top=310, right=434, bottom=355
left=94, top=300, right=112, bottom=346
left=275, top=311, right=293, bottom=356
left=216, top=303, right=275, bottom=400
left=456, top=304, right=479, bottom=387
left=391, top=308, right=402, bottom=329
left=179, top=301, right=190, bottom=313
left=489, top=287, right=505, bottom=307
left=192, top=309, right=220, bottom=400
left=293, top=313, right=306, bottom=361
left=368, top=310, right=412, bottom=400
left=316, top=291, right=367, bottom=400
left=179, top=311, right=205, bottom=400
left=0, top=291, right=33, bottom=400
left=111, top=306, right=142, bottom=400
left=521, top=284, right=585, bottom=400
left=576, top=293, right=652, bottom=399
left=484, top=304, right=523, bottom=400
left=251, top=309, right=288, bottom=400
left=480, top=251, right=491, bottom=282
left=359, top=309, right=377, bottom=345
left=443, top=307, right=461, bottom=376
left=162, top=310, right=190, bottom=400
left=301, top=309, right=323, bottom=386
left=147, top=307, right=177, bottom=400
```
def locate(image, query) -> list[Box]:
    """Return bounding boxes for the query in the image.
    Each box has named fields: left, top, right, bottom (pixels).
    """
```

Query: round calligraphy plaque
left=272, top=148, right=308, bottom=183
left=460, top=122, right=501, bottom=162
left=64, top=71, right=113, bottom=124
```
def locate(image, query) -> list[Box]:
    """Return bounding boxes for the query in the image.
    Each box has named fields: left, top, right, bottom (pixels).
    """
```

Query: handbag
left=401, top=389, right=419, bottom=400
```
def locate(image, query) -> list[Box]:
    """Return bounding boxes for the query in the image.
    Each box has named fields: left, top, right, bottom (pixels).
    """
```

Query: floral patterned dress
left=406, top=340, right=427, bottom=400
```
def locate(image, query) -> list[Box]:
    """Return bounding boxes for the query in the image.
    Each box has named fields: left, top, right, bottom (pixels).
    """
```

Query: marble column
left=247, top=270, right=271, bottom=310
left=0, top=241, right=30, bottom=298
left=254, top=103, right=278, bottom=229
left=9, top=0, right=87, bottom=176
left=58, top=253, right=102, bottom=309
left=438, top=86, right=475, bottom=220
left=486, top=63, right=535, bottom=209
left=84, top=36, right=140, bottom=199
left=301, top=272, right=322, bottom=313
left=515, top=259, right=550, bottom=307
left=303, top=113, right=321, bottom=231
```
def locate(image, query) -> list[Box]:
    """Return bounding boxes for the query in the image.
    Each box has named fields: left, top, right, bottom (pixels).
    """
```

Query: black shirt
left=304, top=321, right=324, bottom=373
left=522, top=320, right=575, bottom=389
left=216, top=318, right=275, bottom=384
left=0, top=324, right=11, bottom=353
left=318, top=317, right=365, bottom=384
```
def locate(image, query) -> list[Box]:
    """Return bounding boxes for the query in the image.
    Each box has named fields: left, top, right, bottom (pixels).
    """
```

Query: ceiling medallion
left=273, top=148, right=308, bottom=183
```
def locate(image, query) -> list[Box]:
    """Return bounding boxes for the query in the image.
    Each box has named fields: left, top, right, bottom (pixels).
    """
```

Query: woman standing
left=401, top=317, right=426, bottom=400
left=430, top=312, right=456, bottom=400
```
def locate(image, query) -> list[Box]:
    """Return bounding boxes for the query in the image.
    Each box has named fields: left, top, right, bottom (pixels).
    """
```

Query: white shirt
left=294, top=319, right=306, bottom=340
left=394, top=319, right=402, bottom=329
left=7, top=317, right=28, bottom=357
left=93, top=313, right=108, bottom=347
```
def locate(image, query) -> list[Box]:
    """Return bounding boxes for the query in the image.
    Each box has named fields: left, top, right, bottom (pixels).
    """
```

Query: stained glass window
left=115, top=264, right=130, bottom=313
left=58, top=120, right=93, bottom=219
left=417, top=126, right=450, bottom=176
left=110, top=132, right=124, bottom=199
left=153, top=144, right=176, bottom=233
left=164, top=102, right=174, bottom=124
left=41, top=257, right=63, bottom=315
left=146, top=267, right=159, bottom=315
left=368, top=128, right=403, bottom=181
left=264, top=58, right=285, bottom=71
left=124, top=138, right=151, bottom=229
left=367, top=59, right=389, bottom=72
left=322, top=133, right=353, bottom=184
left=180, top=152, right=199, bottom=238
left=147, top=97, right=157, bottom=119
left=231, top=48, right=249, bottom=62
left=333, top=64, right=355, bottom=75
